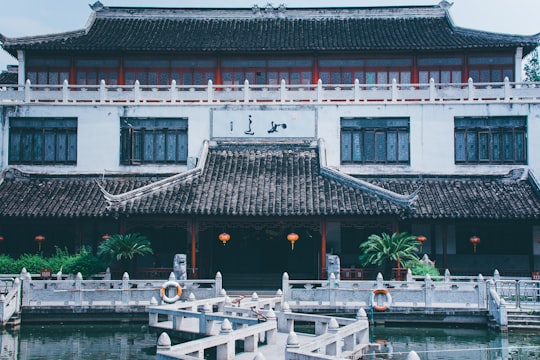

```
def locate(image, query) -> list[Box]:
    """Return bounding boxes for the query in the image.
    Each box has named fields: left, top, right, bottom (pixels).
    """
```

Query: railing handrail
left=2, top=78, right=540, bottom=105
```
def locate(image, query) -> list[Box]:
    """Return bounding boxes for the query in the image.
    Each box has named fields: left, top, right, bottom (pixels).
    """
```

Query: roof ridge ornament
left=317, top=138, right=419, bottom=209
left=89, top=1, right=104, bottom=11
left=438, top=1, right=453, bottom=10
left=98, top=140, right=210, bottom=207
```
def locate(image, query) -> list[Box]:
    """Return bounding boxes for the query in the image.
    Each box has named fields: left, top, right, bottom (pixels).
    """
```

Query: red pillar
left=190, top=220, right=198, bottom=279
left=320, top=219, right=327, bottom=279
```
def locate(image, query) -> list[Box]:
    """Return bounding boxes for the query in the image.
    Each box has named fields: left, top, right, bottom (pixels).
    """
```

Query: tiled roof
left=0, top=71, right=16, bottom=84
left=362, top=169, right=540, bottom=220
left=102, top=143, right=406, bottom=217
left=2, top=4, right=538, bottom=55
left=0, top=170, right=164, bottom=218
left=1, top=144, right=539, bottom=220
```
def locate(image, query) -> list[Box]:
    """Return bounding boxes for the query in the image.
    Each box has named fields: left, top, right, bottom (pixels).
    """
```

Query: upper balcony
left=1, top=78, right=540, bottom=105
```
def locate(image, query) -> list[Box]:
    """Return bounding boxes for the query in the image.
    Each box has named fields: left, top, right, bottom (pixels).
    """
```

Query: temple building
left=1, top=1, right=540, bottom=286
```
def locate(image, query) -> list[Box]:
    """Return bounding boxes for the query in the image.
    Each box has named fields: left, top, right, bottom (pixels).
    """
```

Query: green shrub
left=15, top=254, right=50, bottom=274
left=62, top=248, right=104, bottom=279
left=0, top=255, right=18, bottom=274
left=47, top=247, right=71, bottom=273
left=407, top=260, right=440, bottom=277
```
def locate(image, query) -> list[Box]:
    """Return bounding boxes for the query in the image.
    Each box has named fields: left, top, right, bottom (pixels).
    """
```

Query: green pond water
left=1, top=323, right=540, bottom=359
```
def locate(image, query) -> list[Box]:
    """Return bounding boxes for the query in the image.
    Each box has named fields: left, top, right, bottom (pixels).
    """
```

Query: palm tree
left=97, top=233, right=153, bottom=275
left=359, top=232, right=420, bottom=280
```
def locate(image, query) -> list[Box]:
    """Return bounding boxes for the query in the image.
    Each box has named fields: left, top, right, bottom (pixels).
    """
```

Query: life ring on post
left=160, top=280, right=182, bottom=303
left=371, top=288, right=392, bottom=311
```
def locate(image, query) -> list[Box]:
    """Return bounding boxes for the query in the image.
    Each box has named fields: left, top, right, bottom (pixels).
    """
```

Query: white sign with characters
left=212, top=109, right=316, bottom=139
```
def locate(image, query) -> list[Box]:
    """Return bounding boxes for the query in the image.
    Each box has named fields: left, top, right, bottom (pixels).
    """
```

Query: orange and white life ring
left=371, top=288, right=392, bottom=311
left=160, top=280, right=182, bottom=303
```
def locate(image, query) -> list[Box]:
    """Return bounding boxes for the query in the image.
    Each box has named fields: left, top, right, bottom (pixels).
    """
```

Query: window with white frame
left=9, top=117, right=77, bottom=165
left=120, top=118, right=188, bottom=165
left=341, top=118, right=410, bottom=164
left=454, top=117, right=526, bottom=164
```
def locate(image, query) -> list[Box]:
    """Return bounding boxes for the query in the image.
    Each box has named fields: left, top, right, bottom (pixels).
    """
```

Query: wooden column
left=190, top=220, right=198, bottom=279
left=442, top=223, right=448, bottom=269
left=320, top=219, right=327, bottom=279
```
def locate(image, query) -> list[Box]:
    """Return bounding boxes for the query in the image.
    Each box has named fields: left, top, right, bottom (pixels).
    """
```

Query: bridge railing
left=494, top=279, right=540, bottom=309
left=282, top=271, right=487, bottom=310
left=19, top=268, right=222, bottom=307
left=0, top=278, right=21, bottom=326
left=1, top=78, right=539, bottom=104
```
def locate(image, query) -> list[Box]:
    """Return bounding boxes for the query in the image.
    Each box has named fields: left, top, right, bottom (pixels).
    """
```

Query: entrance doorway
left=200, top=225, right=319, bottom=289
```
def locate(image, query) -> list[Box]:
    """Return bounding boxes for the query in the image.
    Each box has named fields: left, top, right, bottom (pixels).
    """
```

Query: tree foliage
left=524, top=48, right=540, bottom=82
left=359, top=232, right=420, bottom=269
left=97, top=233, right=153, bottom=265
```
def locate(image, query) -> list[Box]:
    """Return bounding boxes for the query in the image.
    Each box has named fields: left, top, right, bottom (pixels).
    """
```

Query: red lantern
left=0, top=235, right=4, bottom=242
left=35, top=235, right=46, bottom=252
left=416, top=235, right=427, bottom=252
left=101, top=234, right=111, bottom=241
left=469, top=236, right=480, bottom=253
left=287, top=233, right=299, bottom=250
left=218, top=232, right=230, bottom=246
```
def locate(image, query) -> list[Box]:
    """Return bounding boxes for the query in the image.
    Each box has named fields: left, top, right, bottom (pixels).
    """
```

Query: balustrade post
left=429, top=78, right=435, bottom=102
left=278, top=302, right=293, bottom=332
left=444, top=269, right=451, bottom=282
left=354, top=78, right=360, bottom=102
left=156, top=332, right=171, bottom=352
left=134, top=80, right=141, bottom=102
left=121, top=272, right=130, bottom=305
left=207, top=79, right=214, bottom=102
left=499, top=298, right=508, bottom=327
left=243, top=79, right=250, bottom=102
left=280, top=79, right=287, bottom=103
left=467, top=77, right=474, bottom=101
left=285, top=331, right=300, bottom=360
left=504, top=77, right=510, bottom=101
left=424, top=274, right=433, bottom=307
left=75, top=272, right=83, bottom=305
left=315, top=319, right=328, bottom=335
left=149, top=311, right=158, bottom=326
left=62, top=80, right=69, bottom=103
left=215, top=272, right=223, bottom=297
left=24, top=79, right=31, bottom=102
left=99, top=80, right=106, bottom=103
left=356, top=308, right=369, bottom=345
left=200, top=303, right=213, bottom=335
left=281, top=273, right=289, bottom=301
left=14, top=278, right=21, bottom=314
left=265, top=309, right=277, bottom=345
left=173, top=313, right=183, bottom=331
left=477, top=274, right=486, bottom=308
left=21, top=268, right=31, bottom=306
left=391, top=78, right=398, bottom=102
left=170, top=79, right=177, bottom=102
left=217, top=319, right=235, bottom=360
left=317, top=79, right=323, bottom=103
left=516, top=281, right=521, bottom=309
left=325, top=317, right=339, bottom=356
left=0, top=295, right=6, bottom=324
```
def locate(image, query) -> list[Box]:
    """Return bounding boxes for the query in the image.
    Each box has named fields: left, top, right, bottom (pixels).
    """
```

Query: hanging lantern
left=35, top=235, right=46, bottom=252
left=218, top=232, right=230, bottom=246
left=0, top=235, right=4, bottom=242
left=469, top=236, right=480, bottom=253
left=416, top=235, right=427, bottom=252
left=101, top=234, right=111, bottom=241
left=287, top=233, right=299, bottom=250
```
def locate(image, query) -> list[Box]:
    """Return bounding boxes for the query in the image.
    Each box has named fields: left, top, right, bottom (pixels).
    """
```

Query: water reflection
left=0, top=323, right=156, bottom=360
left=371, top=326, right=540, bottom=359
left=1, top=323, right=540, bottom=359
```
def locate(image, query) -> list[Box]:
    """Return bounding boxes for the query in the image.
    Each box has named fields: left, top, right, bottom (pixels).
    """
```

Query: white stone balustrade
left=1, top=78, right=539, bottom=105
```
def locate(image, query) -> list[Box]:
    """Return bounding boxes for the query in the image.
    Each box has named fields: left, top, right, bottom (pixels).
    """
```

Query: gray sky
left=1, top=0, right=539, bottom=71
